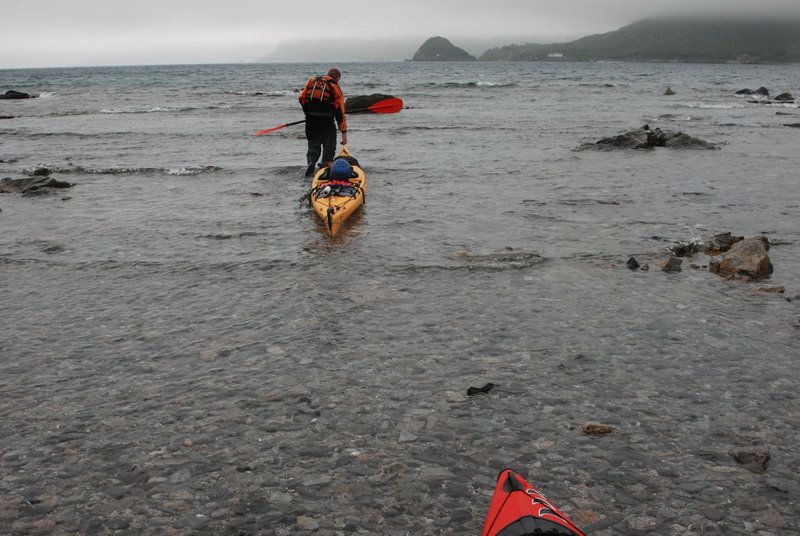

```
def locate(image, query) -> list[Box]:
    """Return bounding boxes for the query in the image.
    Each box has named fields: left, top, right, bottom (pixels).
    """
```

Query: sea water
left=1, top=62, right=799, bottom=534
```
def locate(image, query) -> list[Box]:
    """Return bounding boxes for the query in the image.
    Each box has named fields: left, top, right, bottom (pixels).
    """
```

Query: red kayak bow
left=481, top=469, right=585, bottom=536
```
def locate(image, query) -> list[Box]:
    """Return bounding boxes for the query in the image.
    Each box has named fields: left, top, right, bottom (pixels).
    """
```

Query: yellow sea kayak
left=309, top=146, right=366, bottom=236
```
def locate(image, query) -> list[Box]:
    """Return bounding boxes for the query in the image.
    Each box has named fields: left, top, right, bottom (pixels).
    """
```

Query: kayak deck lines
left=308, top=146, right=366, bottom=236
left=481, top=469, right=585, bottom=536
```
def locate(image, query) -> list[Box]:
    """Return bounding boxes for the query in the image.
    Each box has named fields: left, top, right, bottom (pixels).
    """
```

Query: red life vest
left=303, top=76, right=339, bottom=118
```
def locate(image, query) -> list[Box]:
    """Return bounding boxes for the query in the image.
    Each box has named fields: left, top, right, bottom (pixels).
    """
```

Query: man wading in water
left=299, top=68, right=348, bottom=176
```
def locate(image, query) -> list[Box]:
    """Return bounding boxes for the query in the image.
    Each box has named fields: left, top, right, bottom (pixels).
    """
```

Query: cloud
left=2, top=0, right=799, bottom=67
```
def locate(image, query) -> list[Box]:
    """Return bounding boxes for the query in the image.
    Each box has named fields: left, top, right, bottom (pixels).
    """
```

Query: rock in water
left=669, top=241, right=701, bottom=257
left=1, top=90, right=36, bottom=99
left=729, top=448, right=771, bottom=473
left=467, top=383, right=496, bottom=396
left=577, top=125, right=718, bottom=151
left=709, top=236, right=773, bottom=281
left=0, top=177, right=73, bottom=194
left=582, top=423, right=614, bottom=436
left=659, top=256, right=683, bottom=273
left=736, top=87, right=770, bottom=96
left=663, top=132, right=717, bottom=149
left=704, top=232, right=743, bottom=255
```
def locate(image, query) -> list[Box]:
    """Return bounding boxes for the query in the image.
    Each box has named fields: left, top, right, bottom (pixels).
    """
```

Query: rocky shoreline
left=2, top=64, right=798, bottom=536
left=626, top=232, right=778, bottom=283
left=2, top=342, right=798, bottom=535
left=1, top=237, right=797, bottom=535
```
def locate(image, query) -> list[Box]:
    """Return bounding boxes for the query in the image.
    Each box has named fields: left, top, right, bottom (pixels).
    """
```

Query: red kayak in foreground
left=481, top=469, right=585, bottom=536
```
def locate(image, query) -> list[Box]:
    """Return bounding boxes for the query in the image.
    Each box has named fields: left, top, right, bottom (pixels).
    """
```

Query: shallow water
left=1, top=62, right=799, bottom=534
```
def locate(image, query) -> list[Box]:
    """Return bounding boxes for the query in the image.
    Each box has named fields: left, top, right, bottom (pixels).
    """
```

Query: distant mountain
left=479, top=18, right=800, bottom=63
left=411, top=37, right=476, bottom=61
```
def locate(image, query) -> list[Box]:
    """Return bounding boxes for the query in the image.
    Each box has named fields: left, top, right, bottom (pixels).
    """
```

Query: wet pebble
left=296, top=515, right=320, bottom=531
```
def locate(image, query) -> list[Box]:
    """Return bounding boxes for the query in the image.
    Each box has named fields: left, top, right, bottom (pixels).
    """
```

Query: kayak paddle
left=254, top=97, right=403, bottom=136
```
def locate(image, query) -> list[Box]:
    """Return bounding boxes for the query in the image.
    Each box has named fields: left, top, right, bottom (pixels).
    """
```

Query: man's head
left=327, top=68, right=341, bottom=82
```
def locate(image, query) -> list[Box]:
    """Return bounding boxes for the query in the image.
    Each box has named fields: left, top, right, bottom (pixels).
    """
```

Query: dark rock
left=31, top=166, right=52, bottom=176
left=709, top=236, right=773, bottom=281
left=589, top=126, right=651, bottom=150
left=582, top=423, right=614, bottom=436
left=669, top=241, right=701, bottom=257
left=663, top=132, right=717, bottom=149
left=1, top=90, right=36, bottom=99
left=626, top=257, right=640, bottom=270
left=704, top=232, right=743, bottom=255
left=578, top=125, right=718, bottom=151
left=729, top=448, right=770, bottom=473
left=467, top=383, right=495, bottom=396
left=774, top=92, right=794, bottom=101
left=1, top=176, right=73, bottom=194
left=43, top=244, right=65, bottom=254
left=736, top=87, right=770, bottom=97
left=784, top=123, right=800, bottom=128
left=0, top=115, right=14, bottom=120
left=659, top=256, right=683, bottom=273
left=345, top=94, right=397, bottom=113
left=664, top=87, right=675, bottom=95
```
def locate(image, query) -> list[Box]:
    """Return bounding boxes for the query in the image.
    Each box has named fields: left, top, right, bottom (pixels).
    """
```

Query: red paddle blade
left=254, top=123, right=290, bottom=136
left=365, top=97, right=403, bottom=114
left=254, top=97, right=402, bottom=136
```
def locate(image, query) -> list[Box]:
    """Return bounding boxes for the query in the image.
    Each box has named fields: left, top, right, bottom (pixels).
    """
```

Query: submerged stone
left=0, top=176, right=73, bottom=193
left=729, top=448, right=771, bottom=473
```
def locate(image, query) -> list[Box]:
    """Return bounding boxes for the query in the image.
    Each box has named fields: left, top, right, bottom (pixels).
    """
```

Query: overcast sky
left=2, top=0, right=799, bottom=68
